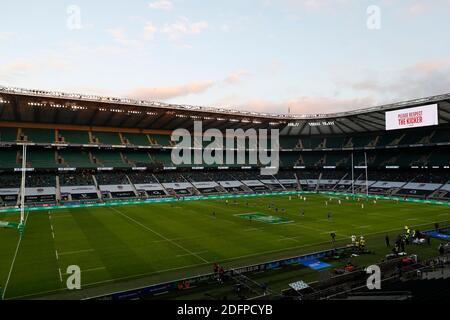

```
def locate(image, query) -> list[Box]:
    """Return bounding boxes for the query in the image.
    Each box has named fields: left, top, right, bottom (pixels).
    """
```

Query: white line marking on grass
left=278, top=237, right=299, bottom=243
left=55, top=250, right=59, bottom=261
left=1, top=211, right=29, bottom=300
left=59, top=249, right=95, bottom=256
left=11, top=215, right=450, bottom=301
left=177, top=251, right=209, bottom=258
left=108, top=206, right=210, bottom=264
left=58, top=268, right=63, bottom=283
left=83, top=267, right=106, bottom=273
left=355, top=225, right=372, bottom=229
left=52, top=232, right=55, bottom=239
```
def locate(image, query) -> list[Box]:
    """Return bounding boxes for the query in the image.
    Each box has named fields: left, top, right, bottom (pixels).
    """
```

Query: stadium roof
left=1, top=85, right=450, bottom=135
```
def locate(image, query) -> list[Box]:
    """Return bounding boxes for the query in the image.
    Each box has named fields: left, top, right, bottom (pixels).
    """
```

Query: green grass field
left=0, top=194, right=449, bottom=300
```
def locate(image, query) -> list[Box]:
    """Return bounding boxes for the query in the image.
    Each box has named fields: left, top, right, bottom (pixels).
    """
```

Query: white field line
left=55, top=250, right=59, bottom=261
left=355, top=225, right=372, bottom=229
left=58, top=268, right=63, bottom=283
left=176, top=251, right=209, bottom=258
left=83, top=267, right=106, bottom=273
left=59, top=249, right=95, bottom=256
left=1, top=211, right=29, bottom=300
left=277, top=236, right=299, bottom=243
left=8, top=215, right=450, bottom=300
left=108, top=206, right=209, bottom=264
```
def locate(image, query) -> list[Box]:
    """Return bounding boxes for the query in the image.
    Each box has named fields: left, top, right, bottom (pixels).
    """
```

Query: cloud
left=161, top=17, right=208, bottom=40
left=0, top=59, right=36, bottom=81
left=143, top=22, right=158, bottom=40
left=214, top=94, right=376, bottom=115
left=107, top=28, right=140, bottom=46
left=251, top=96, right=375, bottom=114
left=407, top=3, right=428, bottom=15
left=352, top=57, right=450, bottom=102
left=127, top=80, right=215, bottom=100
left=0, top=32, right=15, bottom=42
left=148, top=0, right=174, bottom=11
left=224, top=70, right=250, bottom=84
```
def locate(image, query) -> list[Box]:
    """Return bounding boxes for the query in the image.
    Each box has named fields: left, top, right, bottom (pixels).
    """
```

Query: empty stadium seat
left=59, top=130, right=90, bottom=144
left=92, top=131, right=122, bottom=145
left=122, top=132, right=151, bottom=146
left=20, top=128, right=55, bottom=144
left=0, top=127, right=18, bottom=142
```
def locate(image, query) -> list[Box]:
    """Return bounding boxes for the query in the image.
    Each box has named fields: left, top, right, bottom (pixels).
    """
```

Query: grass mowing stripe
left=108, top=206, right=210, bottom=264
left=1, top=211, right=29, bottom=300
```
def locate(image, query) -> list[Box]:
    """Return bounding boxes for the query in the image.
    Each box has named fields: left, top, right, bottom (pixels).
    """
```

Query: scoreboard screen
left=386, top=104, right=438, bottom=131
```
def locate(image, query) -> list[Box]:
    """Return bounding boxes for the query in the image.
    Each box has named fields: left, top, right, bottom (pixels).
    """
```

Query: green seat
left=122, top=133, right=150, bottom=146
left=92, top=150, right=128, bottom=167
left=0, top=127, right=18, bottom=142
left=59, top=149, right=95, bottom=168
left=93, top=132, right=122, bottom=145
left=27, top=149, right=57, bottom=168
left=151, top=134, right=173, bottom=146
left=0, top=149, right=18, bottom=168
left=123, top=151, right=152, bottom=165
left=21, top=128, right=55, bottom=144
left=60, top=130, right=90, bottom=144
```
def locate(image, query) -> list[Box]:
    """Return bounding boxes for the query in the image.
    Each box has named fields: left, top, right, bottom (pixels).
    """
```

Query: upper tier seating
left=59, top=130, right=90, bottom=144
left=20, top=128, right=55, bottom=144
left=92, top=131, right=122, bottom=145
left=0, top=127, right=17, bottom=142
left=122, top=133, right=151, bottom=146
left=151, top=134, right=173, bottom=146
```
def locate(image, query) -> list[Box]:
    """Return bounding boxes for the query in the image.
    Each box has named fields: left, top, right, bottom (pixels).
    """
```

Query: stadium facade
left=0, top=85, right=450, bottom=207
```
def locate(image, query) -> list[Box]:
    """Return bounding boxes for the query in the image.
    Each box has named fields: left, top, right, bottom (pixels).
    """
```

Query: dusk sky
left=1, top=0, right=449, bottom=115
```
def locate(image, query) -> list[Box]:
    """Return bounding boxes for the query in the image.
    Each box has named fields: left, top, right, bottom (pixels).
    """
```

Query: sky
left=1, top=0, right=449, bottom=115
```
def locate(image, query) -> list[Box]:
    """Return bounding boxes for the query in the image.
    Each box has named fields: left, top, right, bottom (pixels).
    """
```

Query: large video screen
left=386, top=104, right=439, bottom=131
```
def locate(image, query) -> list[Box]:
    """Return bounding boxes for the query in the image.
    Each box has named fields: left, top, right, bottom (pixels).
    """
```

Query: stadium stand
left=59, top=129, right=90, bottom=144
left=0, top=127, right=18, bottom=142
left=20, top=128, right=55, bottom=144
left=122, top=132, right=151, bottom=146
left=0, top=86, right=449, bottom=205
left=92, top=131, right=122, bottom=145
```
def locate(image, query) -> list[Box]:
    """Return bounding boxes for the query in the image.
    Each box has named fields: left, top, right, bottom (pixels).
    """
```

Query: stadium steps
left=91, top=175, right=104, bottom=201
left=368, top=135, right=379, bottom=147
left=125, top=175, right=139, bottom=197
left=151, top=174, right=169, bottom=196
